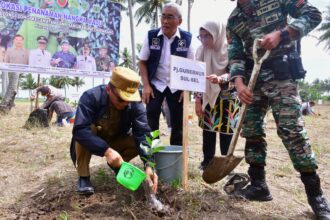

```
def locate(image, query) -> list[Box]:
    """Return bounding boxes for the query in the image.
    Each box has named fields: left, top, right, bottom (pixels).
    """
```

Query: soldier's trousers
left=241, top=80, right=317, bottom=172
left=75, top=135, right=138, bottom=177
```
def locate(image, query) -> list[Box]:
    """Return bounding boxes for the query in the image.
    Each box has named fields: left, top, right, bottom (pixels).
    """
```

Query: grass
left=0, top=102, right=329, bottom=219
left=57, top=211, right=70, bottom=220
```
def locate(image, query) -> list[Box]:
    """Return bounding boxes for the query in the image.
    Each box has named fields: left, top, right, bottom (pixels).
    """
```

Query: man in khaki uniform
left=4, top=34, right=29, bottom=65
left=71, top=67, right=158, bottom=195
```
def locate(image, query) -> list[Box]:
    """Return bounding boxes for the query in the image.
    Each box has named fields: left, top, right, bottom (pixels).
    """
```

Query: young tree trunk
left=1, top=71, right=8, bottom=97
left=0, top=72, right=19, bottom=113
left=128, top=0, right=136, bottom=71
left=187, top=0, right=192, bottom=32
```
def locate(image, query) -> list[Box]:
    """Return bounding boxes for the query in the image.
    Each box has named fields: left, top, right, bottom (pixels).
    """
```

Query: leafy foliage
left=318, top=6, right=330, bottom=53
left=140, top=130, right=165, bottom=168
left=298, top=78, right=330, bottom=101
left=134, top=0, right=170, bottom=28
left=20, top=74, right=37, bottom=96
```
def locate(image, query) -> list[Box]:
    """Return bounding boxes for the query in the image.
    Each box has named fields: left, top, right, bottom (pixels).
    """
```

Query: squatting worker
left=139, top=2, right=194, bottom=145
left=70, top=67, right=158, bottom=195
left=227, top=0, right=329, bottom=219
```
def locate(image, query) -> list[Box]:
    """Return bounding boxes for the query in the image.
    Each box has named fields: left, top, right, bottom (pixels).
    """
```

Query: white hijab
left=196, top=21, right=228, bottom=109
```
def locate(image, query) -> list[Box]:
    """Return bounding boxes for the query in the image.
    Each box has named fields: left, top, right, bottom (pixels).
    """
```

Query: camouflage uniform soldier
left=227, top=0, right=330, bottom=218
left=95, top=45, right=115, bottom=72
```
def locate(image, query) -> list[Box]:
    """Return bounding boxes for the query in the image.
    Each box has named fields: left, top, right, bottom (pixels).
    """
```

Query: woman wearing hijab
left=195, top=21, right=240, bottom=170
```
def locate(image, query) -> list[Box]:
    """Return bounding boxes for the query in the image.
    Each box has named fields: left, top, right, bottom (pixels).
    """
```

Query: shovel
left=203, top=39, right=271, bottom=184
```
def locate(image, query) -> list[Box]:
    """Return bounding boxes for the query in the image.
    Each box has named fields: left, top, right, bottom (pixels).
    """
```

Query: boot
left=301, top=173, right=330, bottom=220
left=76, top=176, right=94, bottom=195
left=239, top=165, right=273, bottom=202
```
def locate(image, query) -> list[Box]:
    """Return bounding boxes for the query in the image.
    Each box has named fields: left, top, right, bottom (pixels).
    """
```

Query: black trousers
left=146, top=86, right=183, bottom=145
left=202, top=130, right=232, bottom=166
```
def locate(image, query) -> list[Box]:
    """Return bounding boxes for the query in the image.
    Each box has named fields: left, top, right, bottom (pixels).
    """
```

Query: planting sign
left=0, top=0, right=121, bottom=78
left=170, top=55, right=206, bottom=93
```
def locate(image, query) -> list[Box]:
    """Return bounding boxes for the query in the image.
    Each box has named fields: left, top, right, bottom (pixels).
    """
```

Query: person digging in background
left=227, top=0, right=329, bottom=219
left=30, top=85, right=64, bottom=110
left=301, top=101, right=317, bottom=116
left=194, top=20, right=239, bottom=171
left=48, top=100, right=75, bottom=126
left=70, top=67, right=158, bottom=195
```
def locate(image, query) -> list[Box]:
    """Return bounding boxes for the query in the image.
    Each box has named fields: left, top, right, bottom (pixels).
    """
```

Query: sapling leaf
left=145, top=135, right=152, bottom=146
left=140, top=143, right=151, bottom=155
left=151, top=139, right=163, bottom=148
left=151, top=146, right=165, bottom=154
left=140, top=130, right=166, bottom=168
left=151, top=130, right=160, bottom=139
left=148, top=161, right=156, bottom=168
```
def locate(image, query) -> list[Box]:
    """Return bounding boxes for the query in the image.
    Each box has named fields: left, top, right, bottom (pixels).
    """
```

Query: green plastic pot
left=116, top=162, right=146, bottom=191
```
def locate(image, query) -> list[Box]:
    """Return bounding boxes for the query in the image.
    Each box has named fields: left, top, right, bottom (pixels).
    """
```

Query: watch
left=279, top=28, right=290, bottom=45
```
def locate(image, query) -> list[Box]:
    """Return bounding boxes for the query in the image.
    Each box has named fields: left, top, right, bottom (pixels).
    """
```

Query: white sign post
left=170, top=55, right=206, bottom=190
left=170, top=55, right=206, bottom=93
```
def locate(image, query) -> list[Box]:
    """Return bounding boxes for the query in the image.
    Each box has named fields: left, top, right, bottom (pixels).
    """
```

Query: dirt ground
left=0, top=102, right=329, bottom=220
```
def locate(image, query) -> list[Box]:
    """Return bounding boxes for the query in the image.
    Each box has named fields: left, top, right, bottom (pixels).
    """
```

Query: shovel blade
left=202, top=155, right=244, bottom=184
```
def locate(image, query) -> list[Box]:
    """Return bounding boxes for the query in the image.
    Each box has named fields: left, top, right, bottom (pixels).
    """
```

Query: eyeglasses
left=197, top=34, right=212, bottom=41
left=110, top=85, right=127, bottom=103
left=159, top=14, right=179, bottom=21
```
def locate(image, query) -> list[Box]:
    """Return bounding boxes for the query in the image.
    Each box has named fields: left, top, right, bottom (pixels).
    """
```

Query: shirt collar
left=157, top=28, right=181, bottom=40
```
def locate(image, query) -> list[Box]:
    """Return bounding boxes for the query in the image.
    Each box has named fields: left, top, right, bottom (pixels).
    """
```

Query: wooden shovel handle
left=226, top=39, right=270, bottom=156
left=34, top=74, right=40, bottom=109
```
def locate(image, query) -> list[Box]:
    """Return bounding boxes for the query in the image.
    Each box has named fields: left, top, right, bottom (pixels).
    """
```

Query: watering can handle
left=226, top=39, right=271, bottom=156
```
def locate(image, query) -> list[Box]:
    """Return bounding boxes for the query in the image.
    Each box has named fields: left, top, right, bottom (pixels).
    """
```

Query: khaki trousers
left=75, top=133, right=138, bottom=177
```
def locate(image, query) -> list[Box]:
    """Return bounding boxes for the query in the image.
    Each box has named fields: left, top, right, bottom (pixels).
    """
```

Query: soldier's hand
left=104, top=148, right=124, bottom=168
left=145, top=166, right=158, bottom=194
left=142, top=84, right=154, bottom=104
left=260, top=31, right=281, bottom=50
left=235, top=78, right=253, bottom=104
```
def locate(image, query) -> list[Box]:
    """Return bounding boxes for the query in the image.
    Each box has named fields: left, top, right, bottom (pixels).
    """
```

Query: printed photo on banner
left=0, top=0, right=120, bottom=77
left=170, top=55, right=206, bottom=93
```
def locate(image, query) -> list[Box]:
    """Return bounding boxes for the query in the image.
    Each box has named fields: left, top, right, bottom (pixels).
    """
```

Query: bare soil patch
left=0, top=102, right=329, bottom=220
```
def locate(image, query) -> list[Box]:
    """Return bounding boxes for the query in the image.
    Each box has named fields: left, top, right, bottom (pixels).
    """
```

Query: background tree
left=135, top=0, right=170, bottom=28
left=111, top=0, right=138, bottom=70
left=318, top=6, right=330, bottom=53
left=20, top=74, right=37, bottom=96
left=0, top=72, right=20, bottom=113
left=71, top=77, right=85, bottom=92
left=49, top=76, right=74, bottom=98
left=298, top=78, right=330, bottom=102
left=118, top=47, right=134, bottom=69
left=187, top=0, right=194, bottom=32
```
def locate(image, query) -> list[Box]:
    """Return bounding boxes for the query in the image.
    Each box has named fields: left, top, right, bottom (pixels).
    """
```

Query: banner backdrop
left=0, top=0, right=120, bottom=78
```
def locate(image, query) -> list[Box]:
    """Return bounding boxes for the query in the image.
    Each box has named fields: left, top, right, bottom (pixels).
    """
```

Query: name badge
left=150, top=38, right=161, bottom=50
left=176, top=39, right=188, bottom=52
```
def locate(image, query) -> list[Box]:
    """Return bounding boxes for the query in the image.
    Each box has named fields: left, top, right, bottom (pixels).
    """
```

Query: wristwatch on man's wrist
left=279, top=28, right=290, bottom=44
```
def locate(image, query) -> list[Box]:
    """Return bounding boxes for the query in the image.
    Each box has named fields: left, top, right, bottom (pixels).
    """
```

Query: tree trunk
left=128, top=0, right=136, bottom=71
left=187, top=0, right=192, bottom=32
left=0, top=72, right=19, bottom=113
left=1, top=71, right=8, bottom=97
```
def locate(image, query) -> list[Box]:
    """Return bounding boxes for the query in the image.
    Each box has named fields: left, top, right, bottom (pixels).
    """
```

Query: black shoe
left=307, top=194, right=330, bottom=220
left=238, top=180, right=273, bottom=201
left=301, top=173, right=330, bottom=220
left=76, top=176, right=94, bottom=195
